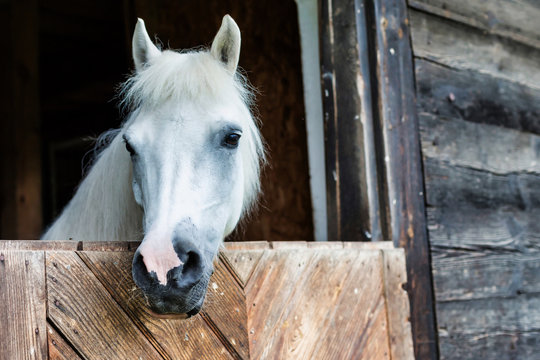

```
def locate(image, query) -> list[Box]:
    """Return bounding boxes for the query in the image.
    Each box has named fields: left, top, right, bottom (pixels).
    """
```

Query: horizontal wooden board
left=415, top=59, right=540, bottom=135
left=437, top=294, right=540, bottom=334
left=424, top=158, right=540, bottom=210
left=432, top=248, right=540, bottom=302
left=419, top=114, right=540, bottom=174
left=409, top=9, right=540, bottom=90
left=438, top=330, right=540, bottom=360
left=408, top=0, right=540, bottom=49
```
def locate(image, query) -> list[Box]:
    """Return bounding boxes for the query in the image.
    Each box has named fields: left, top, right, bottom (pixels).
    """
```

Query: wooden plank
left=0, top=250, right=47, bottom=359
left=307, top=250, right=390, bottom=360
left=319, top=0, right=382, bottom=241
left=438, top=331, right=540, bottom=360
left=47, top=323, right=82, bottom=360
left=420, top=113, right=540, bottom=174
left=415, top=59, right=540, bottom=135
left=409, top=9, right=540, bottom=90
left=81, top=241, right=140, bottom=251
left=220, top=249, right=265, bottom=286
left=223, top=241, right=270, bottom=251
left=437, top=294, right=540, bottom=335
left=408, top=0, right=540, bottom=50
left=202, top=258, right=249, bottom=359
left=247, top=248, right=392, bottom=359
left=46, top=251, right=164, bottom=359
left=371, top=1, right=439, bottom=358
left=0, top=240, right=79, bottom=251
left=424, top=158, right=540, bottom=210
left=79, top=251, right=234, bottom=360
left=436, top=294, right=540, bottom=359
left=382, top=249, right=414, bottom=360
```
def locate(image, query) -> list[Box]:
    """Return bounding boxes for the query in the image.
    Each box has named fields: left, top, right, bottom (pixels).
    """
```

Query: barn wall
left=407, top=1, right=540, bottom=358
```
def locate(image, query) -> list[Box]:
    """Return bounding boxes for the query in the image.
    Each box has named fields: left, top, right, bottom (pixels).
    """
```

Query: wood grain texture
left=221, top=249, right=265, bottom=286
left=319, top=0, right=381, bottom=242
left=79, top=251, right=234, bottom=360
left=382, top=249, right=415, bottom=360
left=420, top=113, right=540, bottom=175
left=415, top=59, right=540, bottom=135
left=46, top=251, right=163, bottom=359
left=409, top=0, right=540, bottom=49
left=47, top=323, right=82, bottom=360
left=372, top=1, right=439, bottom=358
left=0, top=242, right=414, bottom=359
left=0, top=240, right=79, bottom=251
left=0, top=250, right=47, bottom=360
left=410, top=9, right=540, bottom=90
left=247, top=248, right=394, bottom=360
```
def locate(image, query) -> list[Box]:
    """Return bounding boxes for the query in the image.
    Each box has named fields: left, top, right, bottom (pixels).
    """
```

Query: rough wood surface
left=46, top=251, right=163, bottom=359
left=246, top=248, right=391, bottom=360
left=382, top=249, right=415, bottom=360
left=410, top=9, right=540, bottom=90
left=0, top=242, right=413, bottom=359
left=410, top=1, right=540, bottom=358
left=47, top=323, right=82, bottom=360
left=415, top=59, right=540, bottom=135
left=372, top=1, right=439, bottom=358
left=409, top=0, right=540, bottom=49
left=319, top=0, right=382, bottom=241
left=0, top=251, right=47, bottom=359
left=79, top=251, right=234, bottom=360
left=420, top=114, right=540, bottom=175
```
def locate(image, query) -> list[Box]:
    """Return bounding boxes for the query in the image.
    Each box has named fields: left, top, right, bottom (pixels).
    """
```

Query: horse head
left=122, top=16, right=264, bottom=316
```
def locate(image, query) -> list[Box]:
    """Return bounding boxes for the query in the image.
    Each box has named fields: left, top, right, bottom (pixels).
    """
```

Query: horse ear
left=132, top=18, right=161, bottom=72
left=211, top=15, right=241, bottom=74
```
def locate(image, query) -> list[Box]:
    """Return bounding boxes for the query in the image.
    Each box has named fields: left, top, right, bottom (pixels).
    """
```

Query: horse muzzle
left=132, top=238, right=213, bottom=316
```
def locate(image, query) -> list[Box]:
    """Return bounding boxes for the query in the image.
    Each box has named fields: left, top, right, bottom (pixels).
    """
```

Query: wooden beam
left=371, top=1, right=439, bottom=358
left=319, top=0, right=383, bottom=241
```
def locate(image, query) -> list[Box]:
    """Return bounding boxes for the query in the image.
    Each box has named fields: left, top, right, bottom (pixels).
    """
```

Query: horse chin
left=144, top=273, right=210, bottom=317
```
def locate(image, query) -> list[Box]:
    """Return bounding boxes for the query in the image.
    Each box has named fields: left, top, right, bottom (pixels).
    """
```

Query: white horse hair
left=43, top=15, right=265, bottom=315
left=42, top=18, right=265, bottom=244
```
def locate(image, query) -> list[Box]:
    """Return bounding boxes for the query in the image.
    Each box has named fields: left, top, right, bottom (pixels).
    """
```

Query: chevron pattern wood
left=0, top=241, right=414, bottom=359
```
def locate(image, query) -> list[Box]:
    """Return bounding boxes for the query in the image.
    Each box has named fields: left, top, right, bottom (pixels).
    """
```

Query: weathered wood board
left=0, top=241, right=413, bottom=359
left=409, top=2, right=540, bottom=359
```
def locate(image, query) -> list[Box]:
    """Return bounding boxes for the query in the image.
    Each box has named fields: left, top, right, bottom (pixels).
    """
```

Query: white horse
left=42, top=15, right=265, bottom=316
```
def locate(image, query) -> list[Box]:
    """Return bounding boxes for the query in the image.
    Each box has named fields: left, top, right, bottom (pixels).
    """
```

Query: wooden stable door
left=0, top=241, right=413, bottom=359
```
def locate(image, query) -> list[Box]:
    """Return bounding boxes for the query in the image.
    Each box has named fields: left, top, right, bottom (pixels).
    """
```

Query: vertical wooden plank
left=47, top=323, right=83, bottom=360
left=6, top=0, right=42, bottom=239
left=372, top=1, right=439, bottom=358
left=382, top=249, right=414, bottom=360
left=0, top=250, right=47, bottom=359
left=319, top=0, right=382, bottom=241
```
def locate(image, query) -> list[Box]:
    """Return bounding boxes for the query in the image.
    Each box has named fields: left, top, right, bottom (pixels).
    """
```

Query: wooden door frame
left=319, top=0, right=439, bottom=358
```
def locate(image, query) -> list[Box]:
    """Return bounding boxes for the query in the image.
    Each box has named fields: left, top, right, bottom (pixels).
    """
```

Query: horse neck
left=42, top=132, right=143, bottom=241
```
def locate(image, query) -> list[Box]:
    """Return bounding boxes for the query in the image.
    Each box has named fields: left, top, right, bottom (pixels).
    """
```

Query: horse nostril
left=175, top=249, right=204, bottom=289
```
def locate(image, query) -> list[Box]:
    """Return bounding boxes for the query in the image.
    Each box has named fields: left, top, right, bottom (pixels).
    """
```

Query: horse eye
left=223, top=133, right=241, bottom=148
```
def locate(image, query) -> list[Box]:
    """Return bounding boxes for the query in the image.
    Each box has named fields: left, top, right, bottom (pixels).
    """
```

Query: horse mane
left=42, top=48, right=265, bottom=241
